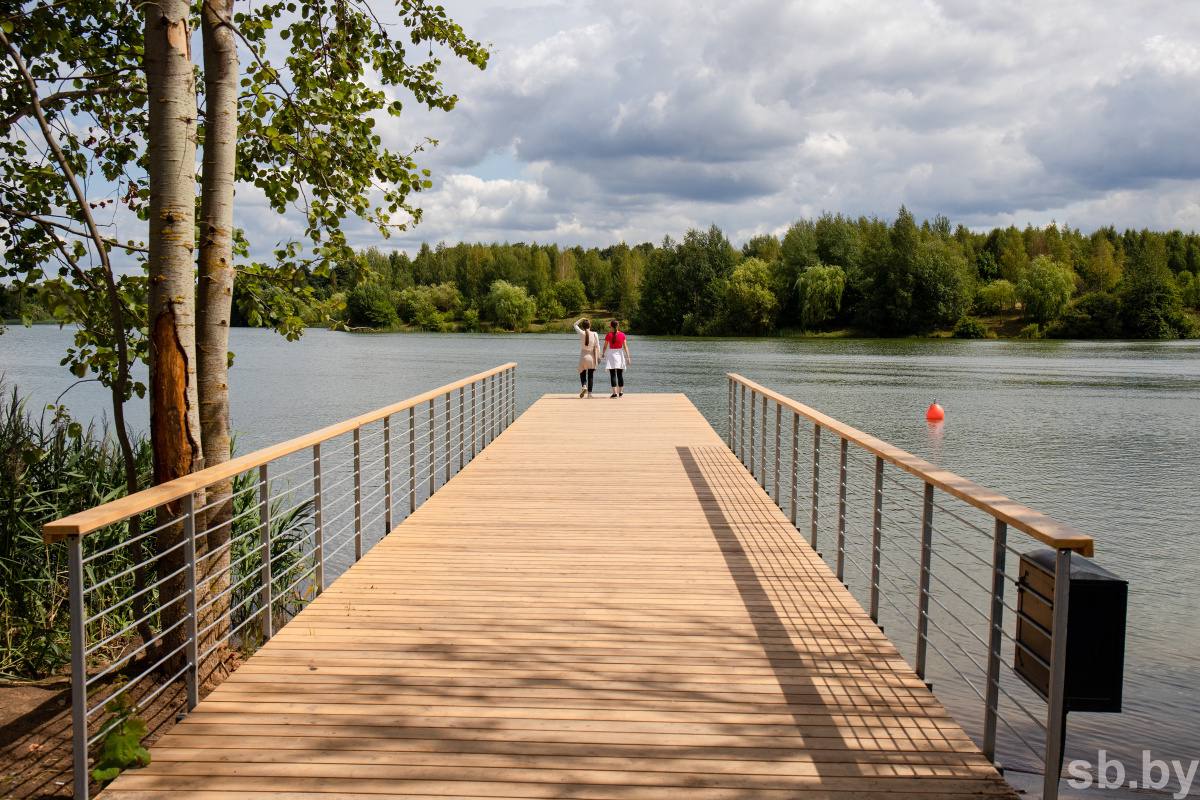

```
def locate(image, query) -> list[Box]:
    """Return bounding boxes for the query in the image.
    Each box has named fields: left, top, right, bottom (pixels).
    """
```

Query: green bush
left=952, top=316, right=989, bottom=339
left=483, top=280, right=537, bottom=331
left=537, top=290, right=566, bottom=321
left=1017, top=322, right=1044, bottom=339
left=554, top=279, right=588, bottom=315
left=461, top=307, right=481, bottom=332
left=426, top=282, right=464, bottom=314
left=414, top=304, right=445, bottom=331
left=346, top=283, right=398, bottom=328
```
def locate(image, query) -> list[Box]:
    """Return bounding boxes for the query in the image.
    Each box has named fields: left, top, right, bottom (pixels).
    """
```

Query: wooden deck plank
left=104, top=393, right=1015, bottom=799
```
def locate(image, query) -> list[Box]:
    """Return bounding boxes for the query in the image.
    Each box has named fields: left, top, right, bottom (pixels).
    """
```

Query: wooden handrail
left=43, top=363, right=518, bottom=541
left=728, top=373, right=1095, bottom=557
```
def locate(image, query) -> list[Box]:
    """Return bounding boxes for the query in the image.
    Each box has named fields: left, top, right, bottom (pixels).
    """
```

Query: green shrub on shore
left=346, top=284, right=398, bottom=329
left=952, top=316, right=989, bottom=339
left=483, top=280, right=536, bottom=331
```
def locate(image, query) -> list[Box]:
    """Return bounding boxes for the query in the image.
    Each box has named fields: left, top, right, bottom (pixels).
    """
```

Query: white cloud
left=232, top=0, right=1200, bottom=254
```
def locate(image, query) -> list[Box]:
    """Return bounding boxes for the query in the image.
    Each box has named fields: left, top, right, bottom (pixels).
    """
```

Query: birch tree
left=143, top=0, right=201, bottom=666
left=3, top=0, right=488, bottom=670
left=196, top=0, right=239, bottom=657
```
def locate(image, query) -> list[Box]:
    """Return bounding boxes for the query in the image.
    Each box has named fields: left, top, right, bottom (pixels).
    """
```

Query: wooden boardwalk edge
left=105, top=393, right=1017, bottom=799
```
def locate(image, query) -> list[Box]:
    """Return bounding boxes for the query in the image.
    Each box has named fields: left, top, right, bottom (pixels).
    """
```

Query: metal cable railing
left=43, top=363, right=518, bottom=800
left=727, top=373, right=1095, bottom=800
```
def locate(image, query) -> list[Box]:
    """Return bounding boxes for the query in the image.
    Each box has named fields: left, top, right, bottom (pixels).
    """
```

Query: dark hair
left=580, top=318, right=590, bottom=331
left=609, top=319, right=619, bottom=330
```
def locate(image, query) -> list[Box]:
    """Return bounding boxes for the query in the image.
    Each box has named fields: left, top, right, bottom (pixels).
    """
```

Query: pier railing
left=727, top=373, right=1094, bottom=800
left=43, top=363, right=518, bottom=800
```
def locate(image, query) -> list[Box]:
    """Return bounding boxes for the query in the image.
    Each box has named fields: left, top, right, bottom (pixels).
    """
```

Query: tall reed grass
left=0, top=384, right=152, bottom=679
left=1, top=384, right=312, bottom=681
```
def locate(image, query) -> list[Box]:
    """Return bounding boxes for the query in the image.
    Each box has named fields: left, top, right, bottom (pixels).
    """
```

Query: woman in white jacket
left=573, top=318, right=601, bottom=398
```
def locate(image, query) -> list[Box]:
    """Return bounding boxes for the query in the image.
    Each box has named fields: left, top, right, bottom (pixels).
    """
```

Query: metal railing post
left=810, top=425, right=821, bottom=549
left=837, top=438, right=847, bottom=582
left=915, top=482, right=934, bottom=680
left=1043, top=548, right=1073, bottom=800
left=758, top=394, right=766, bottom=487
left=459, top=387, right=466, bottom=471
left=471, top=382, right=478, bottom=459
left=491, top=374, right=498, bottom=440
left=182, top=492, right=199, bottom=709
left=739, top=383, right=746, bottom=462
left=353, top=428, right=362, bottom=561
left=870, top=456, right=883, bottom=622
left=445, top=393, right=452, bottom=485
left=68, top=535, right=88, bottom=800
left=427, top=399, right=436, bottom=497
left=790, top=412, right=799, bottom=525
left=982, top=520, right=1008, bottom=762
left=408, top=407, right=416, bottom=513
left=727, top=377, right=734, bottom=449
left=748, top=389, right=755, bottom=473
left=312, top=443, right=324, bottom=592
left=773, top=403, right=781, bottom=505
left=258, top=464, right=272, bottom=641
left=383, top=419, right=392, bottom=534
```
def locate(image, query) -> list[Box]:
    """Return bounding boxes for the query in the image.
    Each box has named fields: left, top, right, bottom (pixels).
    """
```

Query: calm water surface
left=2, top=326, right=1198, bottom=784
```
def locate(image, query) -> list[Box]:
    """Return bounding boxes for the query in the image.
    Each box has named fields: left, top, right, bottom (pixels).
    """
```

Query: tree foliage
left=975, top=280, right=1018, bottom=314
left=1017, top=256, right=1075, bottom=325
left=721, top=258, right=777, bottom=335
left=795, top=264, right=846, bottom=331
left=483, top=280, right=536, bottom=331
left=259, top=214, right=1200, bottom=340
left=347, top=283, right=398, bottom=329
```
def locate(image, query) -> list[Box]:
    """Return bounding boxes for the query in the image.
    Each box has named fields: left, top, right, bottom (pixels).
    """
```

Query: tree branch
left=2, top=86, right=134, bottom=128
left=0, top=206, right=150, bottom=253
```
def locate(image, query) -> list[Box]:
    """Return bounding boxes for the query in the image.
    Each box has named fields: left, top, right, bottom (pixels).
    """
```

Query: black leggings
left=578, top=369, right=594, bottom=392
left=608, top=368, right=624, bottom=388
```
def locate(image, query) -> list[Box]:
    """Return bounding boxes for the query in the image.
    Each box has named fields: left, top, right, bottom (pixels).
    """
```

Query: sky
left=253, top=0, right=1200, bottom=253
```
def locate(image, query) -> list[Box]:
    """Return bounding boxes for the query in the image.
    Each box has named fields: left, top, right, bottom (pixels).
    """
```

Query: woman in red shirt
left=600, top=319, right=632, bottom=398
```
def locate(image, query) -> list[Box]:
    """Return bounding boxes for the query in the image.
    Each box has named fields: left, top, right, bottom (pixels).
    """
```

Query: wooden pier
left=105, top=393, right=1016, bottom=799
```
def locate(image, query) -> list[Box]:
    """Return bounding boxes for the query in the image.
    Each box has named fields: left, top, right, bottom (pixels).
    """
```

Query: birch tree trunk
left=196, top=0, right=238, bottom=683
left=144, top=0, right=201, bottom=669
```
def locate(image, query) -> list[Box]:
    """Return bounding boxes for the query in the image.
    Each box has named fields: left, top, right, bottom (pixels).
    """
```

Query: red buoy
left=925, top=401, right=945, bottom=422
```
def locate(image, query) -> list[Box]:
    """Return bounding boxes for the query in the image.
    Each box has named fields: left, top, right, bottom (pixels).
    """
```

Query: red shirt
left=605, top=331, right=626, bottom=348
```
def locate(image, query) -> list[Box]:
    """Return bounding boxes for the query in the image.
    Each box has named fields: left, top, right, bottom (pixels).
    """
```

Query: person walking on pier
left=573, top=318, right=601, bottom=398
left=601, top=319, right=631, bottom=398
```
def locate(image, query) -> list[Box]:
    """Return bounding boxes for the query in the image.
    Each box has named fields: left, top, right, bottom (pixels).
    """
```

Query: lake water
left=2, top=325, right=1198, bottom=788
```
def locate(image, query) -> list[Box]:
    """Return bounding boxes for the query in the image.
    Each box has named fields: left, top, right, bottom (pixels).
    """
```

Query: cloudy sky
left=275, top=0, right=1200, bottom=253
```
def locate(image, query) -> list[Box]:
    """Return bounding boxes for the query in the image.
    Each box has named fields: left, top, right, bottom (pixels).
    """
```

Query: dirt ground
left=1, top=653, right=240, bottom=800
left=0, top=681, right=75, bottom=800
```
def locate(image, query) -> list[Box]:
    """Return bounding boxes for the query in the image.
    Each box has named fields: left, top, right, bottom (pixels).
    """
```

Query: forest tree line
left=6, top=208, right=1200, bottom=339
left=216, top=208, right=1200, bottom=338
